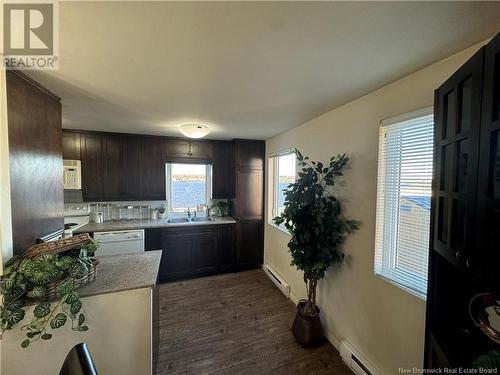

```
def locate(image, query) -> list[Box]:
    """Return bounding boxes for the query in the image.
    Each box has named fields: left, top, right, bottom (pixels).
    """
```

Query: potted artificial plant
left=274, top=150, right=359, bottom=346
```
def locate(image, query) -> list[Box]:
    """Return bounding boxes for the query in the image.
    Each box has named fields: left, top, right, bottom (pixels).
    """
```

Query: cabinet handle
left=455, top=251, right=462, bottom=264
left=465, top=258, right=472, bottom=269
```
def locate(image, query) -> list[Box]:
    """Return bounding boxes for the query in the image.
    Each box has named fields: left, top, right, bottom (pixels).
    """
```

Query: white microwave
left=63, top=160, right=82, bottom=190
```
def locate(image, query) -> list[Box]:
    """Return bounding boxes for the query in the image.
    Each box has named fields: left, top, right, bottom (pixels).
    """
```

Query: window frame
left=166, top=162, right=212, bottom=214
left=268, top=150, right=297, bottom=234
left=374, top=107, right=434, bottom=300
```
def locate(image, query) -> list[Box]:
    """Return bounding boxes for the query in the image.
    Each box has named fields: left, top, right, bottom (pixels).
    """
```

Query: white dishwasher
left=93, top=229, right=145, bottom=255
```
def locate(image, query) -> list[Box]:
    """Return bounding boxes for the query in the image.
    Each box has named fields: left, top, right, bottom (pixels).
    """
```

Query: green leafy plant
left=274, top=150, right=359, bottom=317
left=0, top=240, right=98, bottom=348
left=209, top=200, right=230, bottom=217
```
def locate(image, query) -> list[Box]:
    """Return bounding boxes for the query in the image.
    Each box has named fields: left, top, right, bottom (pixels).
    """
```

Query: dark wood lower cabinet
left=145, top=224, right=236, bottom=283
left=236, top=219, right=263, bottom=270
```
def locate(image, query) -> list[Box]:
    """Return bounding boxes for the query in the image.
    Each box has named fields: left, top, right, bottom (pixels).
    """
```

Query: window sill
left=374, top=271, right=427, bottom=301
left=267, top=221, right=291, bottom=236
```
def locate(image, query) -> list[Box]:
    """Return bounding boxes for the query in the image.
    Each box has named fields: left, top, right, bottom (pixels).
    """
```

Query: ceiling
left=27, top=1, right=500, bottom=140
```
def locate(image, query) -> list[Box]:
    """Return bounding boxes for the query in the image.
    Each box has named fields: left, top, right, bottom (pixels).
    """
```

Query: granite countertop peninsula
left=77, top=250, right=162, bottom=298
left=74, top=216, right=236, bottom=234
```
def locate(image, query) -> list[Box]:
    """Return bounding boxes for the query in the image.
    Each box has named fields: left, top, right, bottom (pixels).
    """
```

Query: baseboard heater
left=340, top=340, right=378, bottom=375
left=263, top=264, right=290, bottom=298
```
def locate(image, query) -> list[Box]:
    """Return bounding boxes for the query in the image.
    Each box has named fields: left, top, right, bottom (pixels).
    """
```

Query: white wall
left=264, top=41, right=486, bottom=374
left=2, top=288, right=153, bottom=375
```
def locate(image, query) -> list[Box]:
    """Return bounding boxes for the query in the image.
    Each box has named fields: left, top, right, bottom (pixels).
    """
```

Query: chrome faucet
left=186, top=207, right=192, bottom=220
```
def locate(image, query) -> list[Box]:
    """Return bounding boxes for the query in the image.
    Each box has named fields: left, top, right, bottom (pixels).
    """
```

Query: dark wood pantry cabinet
left=234, top=140, right=265, bottom=270
left=425, top=33, right=500, bottom=370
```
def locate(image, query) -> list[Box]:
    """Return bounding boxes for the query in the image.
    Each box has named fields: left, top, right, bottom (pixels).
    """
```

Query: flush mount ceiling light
left=179, top=124, right=210, bottom=139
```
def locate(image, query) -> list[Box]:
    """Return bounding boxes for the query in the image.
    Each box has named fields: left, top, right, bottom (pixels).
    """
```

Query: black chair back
left=59, top=342, right=98, bottom=375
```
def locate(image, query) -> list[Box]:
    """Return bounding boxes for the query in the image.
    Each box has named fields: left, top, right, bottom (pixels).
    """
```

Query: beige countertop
left=74, top=216, right=236, bottom=234
left=77, top=250, right=162, bottom=298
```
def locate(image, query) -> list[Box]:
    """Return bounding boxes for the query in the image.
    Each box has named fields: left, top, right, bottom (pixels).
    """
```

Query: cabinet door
left=120, top=136, right=143, bottom=198
left=235, top=140, right=265, bottom=169
left=189, top=141, right=212, bottom=159
left=142, top=137, right=167, bottom=200
left=236, top=219, right=263, bottom=269
left=81, top=133, right=104, bottom=200
left=190, top=228, right=218, bottom=275
left=212, top=141, right=235, bottom=198
left=432, top=49, right=483, bottom=268
left=167, top=139, right=190, bottom=158
left=236, top=169, right=263, bottom=219
left=236, top=220, right=263, bottom=269
left=102, top=135, right=122, bottom=200
left=62, top=131, right=81, bottom=160
left=161, top=230, right=192, bottom=281
left=477, top=33, right=500, bottom=284
left=218, top=224, right=235, bottom=271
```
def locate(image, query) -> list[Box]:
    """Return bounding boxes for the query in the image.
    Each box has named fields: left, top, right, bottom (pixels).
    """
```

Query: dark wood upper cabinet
left=120, top=136, right=143, bottom=198
left=235, top=140, right=265, bottom=169
left=189, top=141, right=212, bottom=159
left=432, top=48, right=483, bottom=268
left=212, top=141, right=235, bottom=198
left=6, top=70, right=64, bottom=254
left=102, top=134, right=122, bottom=200
left=62, top=131, right=81, bottom=160
left=166, top=139, right=212, bottom=160
left=81, top=132, right=104, bottom=201
left=141, top=137, right=167, bottom=200
left=166, top=139, right=190, bottom=158
left=76, top=132, right=168, bottom=201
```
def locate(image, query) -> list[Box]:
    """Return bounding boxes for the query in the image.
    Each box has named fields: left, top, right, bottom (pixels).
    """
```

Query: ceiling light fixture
left=179, top=124, right=210, bottom=139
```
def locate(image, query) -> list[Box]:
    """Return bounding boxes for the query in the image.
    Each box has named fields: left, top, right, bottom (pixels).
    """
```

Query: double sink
left=166, top=217, right=215, bottom=224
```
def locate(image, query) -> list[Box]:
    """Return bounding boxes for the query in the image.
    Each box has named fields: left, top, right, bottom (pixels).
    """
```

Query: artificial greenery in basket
left=273, top=150, right=359, bottom=345
left=0, top=240, right=98, bottom=348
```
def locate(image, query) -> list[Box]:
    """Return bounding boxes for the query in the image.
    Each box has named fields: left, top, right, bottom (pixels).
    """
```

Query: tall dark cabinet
left=234, top=140, right=265, bottom=269
left=425, top=33, right=500, bottom=369
left=6, top=70, right=64, bottom=254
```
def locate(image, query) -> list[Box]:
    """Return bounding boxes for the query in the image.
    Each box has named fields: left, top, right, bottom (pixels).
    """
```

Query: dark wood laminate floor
left=157, top=270, right=353, bottom=375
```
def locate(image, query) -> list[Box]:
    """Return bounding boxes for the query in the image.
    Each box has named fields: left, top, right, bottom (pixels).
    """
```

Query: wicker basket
left=24, top=233, right=92, bottom=259
left=23, top=233, right=99, bottom=301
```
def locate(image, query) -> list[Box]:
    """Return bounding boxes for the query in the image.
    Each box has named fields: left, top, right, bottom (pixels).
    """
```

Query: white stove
left=64, top=203, right=90, bottom=236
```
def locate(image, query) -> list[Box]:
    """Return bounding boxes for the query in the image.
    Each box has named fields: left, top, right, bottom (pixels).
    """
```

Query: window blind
left=374, top=109, right=434, bottom=299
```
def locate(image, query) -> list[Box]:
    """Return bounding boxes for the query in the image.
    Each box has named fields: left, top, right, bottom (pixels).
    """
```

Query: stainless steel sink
left=166, top=218, right=190, bottom=223
left=190, top=217, right=215, bottom=222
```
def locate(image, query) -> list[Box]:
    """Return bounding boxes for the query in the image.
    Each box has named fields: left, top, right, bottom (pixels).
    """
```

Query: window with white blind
left=374, top=108, right=434, bottom=299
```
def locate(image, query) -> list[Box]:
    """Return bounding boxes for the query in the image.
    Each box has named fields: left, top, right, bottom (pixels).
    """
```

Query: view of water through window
left=170, top=163, right=207, bottom=211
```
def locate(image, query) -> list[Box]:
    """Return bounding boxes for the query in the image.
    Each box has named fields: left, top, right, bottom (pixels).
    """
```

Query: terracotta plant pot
left=291, top=299, right=324, bottom=346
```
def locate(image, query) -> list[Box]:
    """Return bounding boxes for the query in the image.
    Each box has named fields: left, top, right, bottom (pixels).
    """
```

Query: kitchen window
left=269, top=151, right=296, bottom=229
left=374, top=108, right=434, bottom=299
left=166, top=163, right=212, bottom=213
